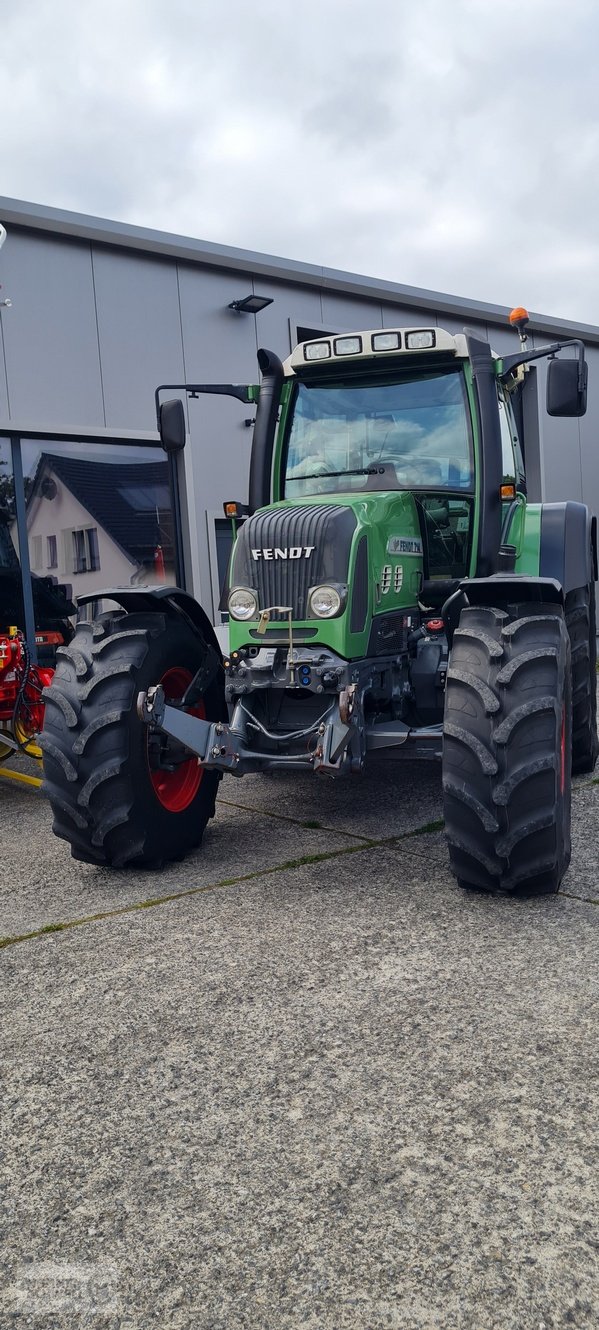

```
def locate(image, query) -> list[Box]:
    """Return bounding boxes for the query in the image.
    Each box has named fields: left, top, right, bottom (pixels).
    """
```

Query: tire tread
left=443, top=604, right=571, bottom=895
left=41, top=611, right=225, bottom=867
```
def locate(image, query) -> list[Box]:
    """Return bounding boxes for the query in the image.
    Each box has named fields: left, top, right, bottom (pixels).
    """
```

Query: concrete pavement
left=0, top=756, right=598, bottom=1328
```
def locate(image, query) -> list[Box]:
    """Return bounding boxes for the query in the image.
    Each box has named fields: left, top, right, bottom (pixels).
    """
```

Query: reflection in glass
left=20, top=441, right=177, bottom=619
left=284, top=370, right=473, bottom=498
left=1, top=438, right=178, bottom=646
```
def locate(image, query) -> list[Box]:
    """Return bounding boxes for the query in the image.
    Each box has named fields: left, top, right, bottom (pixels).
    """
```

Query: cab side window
left=498, top=388, right=525, bottom=488
left=498, top=391, right=516, bottom=482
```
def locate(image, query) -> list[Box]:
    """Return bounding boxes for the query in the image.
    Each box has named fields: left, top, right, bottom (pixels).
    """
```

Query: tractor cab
left=283, top=336, right=475, bottom=593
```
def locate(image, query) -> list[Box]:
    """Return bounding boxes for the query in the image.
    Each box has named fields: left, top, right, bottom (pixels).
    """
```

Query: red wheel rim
left=148, top=666, right=205, bottom=812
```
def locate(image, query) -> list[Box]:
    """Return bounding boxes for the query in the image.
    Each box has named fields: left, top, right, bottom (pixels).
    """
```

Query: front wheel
left=443, top=604, right=572, bottom=896
left=41, top=611, right=227, bottom=867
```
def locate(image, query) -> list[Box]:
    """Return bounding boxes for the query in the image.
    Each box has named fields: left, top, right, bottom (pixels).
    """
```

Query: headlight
left=372, top=331, right=401, bottom=351
left=334, top=336, right=362, bottom=356
left=405, top=329, right=435, bottom=350
left=228, top=588, right=258, bottom=621
left=309, top=585, right=342, bottom=619
left=304, top=341, right=331, bottom=361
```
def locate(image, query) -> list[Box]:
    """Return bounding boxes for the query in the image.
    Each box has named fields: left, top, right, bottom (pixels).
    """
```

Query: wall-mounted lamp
left=228, top=294, right=274, bottom=314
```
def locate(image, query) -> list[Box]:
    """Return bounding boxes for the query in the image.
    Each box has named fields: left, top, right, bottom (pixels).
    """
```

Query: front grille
left=232, top=504, right=357, bottom=620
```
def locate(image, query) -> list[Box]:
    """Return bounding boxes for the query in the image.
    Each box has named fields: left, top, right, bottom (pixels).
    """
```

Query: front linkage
left=137, top=630, right=444, bottom=778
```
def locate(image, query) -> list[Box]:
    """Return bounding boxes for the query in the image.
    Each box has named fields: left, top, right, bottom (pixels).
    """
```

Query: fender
left=458, top=574, right=564, bottom=610
left=540, top=502, right=596, bottom=593
left=76, top=585, right=224, bottom=662
left=444, top=574, right=565, bottom=644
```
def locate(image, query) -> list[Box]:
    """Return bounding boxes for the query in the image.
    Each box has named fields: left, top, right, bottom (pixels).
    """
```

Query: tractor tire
left=41, top=610, right=227, bottom=868
left=442, top=604, right=572, bottom=896
left=565, top=582, right=598, bottom=775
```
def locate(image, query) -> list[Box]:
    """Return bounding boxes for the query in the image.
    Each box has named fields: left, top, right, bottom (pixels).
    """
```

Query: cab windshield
left=283, top=368, right=473, bottom=498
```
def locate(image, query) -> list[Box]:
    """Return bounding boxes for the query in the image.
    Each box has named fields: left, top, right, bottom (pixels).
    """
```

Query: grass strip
left=0, top=820, right=445, bottom=952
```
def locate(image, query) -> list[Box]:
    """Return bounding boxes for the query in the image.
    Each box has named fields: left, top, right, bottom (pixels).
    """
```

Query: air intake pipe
left=249, top=348, right=284, bottom=513
left=465, top=331, right=502, bottom=576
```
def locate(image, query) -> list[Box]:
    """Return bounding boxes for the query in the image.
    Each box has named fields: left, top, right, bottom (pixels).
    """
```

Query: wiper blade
left=287, top=467, right=380, bottom=482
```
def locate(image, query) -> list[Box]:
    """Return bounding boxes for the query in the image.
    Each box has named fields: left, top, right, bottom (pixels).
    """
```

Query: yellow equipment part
left=0, top=727, right=43, bottom=788
left=13, top=718, right=43, bottom=759
left=0, top=763, right=43, bottom=789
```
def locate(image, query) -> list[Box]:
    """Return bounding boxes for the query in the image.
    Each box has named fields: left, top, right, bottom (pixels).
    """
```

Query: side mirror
left=546, top=356, right=588, bottom=417
left=159, top=398, right=186, bottom=451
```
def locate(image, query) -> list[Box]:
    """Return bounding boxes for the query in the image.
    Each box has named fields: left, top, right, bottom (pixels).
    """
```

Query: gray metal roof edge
left=0, top=420, right=160, bottom=443
left=1, top=195, right=599, bottom=345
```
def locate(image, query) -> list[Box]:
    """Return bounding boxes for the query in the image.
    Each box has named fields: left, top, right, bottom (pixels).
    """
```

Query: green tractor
left=41, top=312, right=597, bottom=893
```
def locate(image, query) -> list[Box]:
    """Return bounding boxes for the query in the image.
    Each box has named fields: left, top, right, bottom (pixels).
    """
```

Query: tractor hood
left=227, top=492, right=424, bottom=657
left=230, top=501, right=357, bottom=621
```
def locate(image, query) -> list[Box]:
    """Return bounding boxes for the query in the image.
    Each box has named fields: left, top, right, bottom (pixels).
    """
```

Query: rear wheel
left=565, top=582, right=598, bottom=774
left=41, top=611, right=226, bottom=867
left=443, top=604, right=572, bottom=896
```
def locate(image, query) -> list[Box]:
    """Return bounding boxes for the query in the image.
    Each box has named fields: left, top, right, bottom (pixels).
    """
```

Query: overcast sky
left=2, top=0, right=599, bottom=323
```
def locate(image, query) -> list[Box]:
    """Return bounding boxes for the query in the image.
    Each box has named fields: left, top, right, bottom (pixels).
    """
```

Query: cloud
left=2, top=0, right=599, bottom=323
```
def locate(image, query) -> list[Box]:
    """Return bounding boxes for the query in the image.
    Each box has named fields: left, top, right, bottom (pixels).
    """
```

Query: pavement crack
left=0, top=820, right=445, bottom=951
left=558, top=890, right=599, bottom=906
left=216, top=795, right=371, bottom=841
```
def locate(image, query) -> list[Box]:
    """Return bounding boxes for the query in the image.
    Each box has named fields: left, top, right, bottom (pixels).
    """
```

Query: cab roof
left=283, top=327, right=470, bottom=377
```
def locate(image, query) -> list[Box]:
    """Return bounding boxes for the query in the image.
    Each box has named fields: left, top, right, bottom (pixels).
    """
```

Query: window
left=47, top=534, right=57, bottom=569
left=498, top=393, right=516, bottom=481
left=284, top=368, right=473, bottom=498
left=71, top=527, right=100, bottom=574
left=77, top=598, right=101, bottom=623
left=29, top=535, right=42, bottom=570
left=294, top=324, right=336, bottom=347
left=212, top=517, right=236, bottom=618
left=116, top=483, right=171, bottom=511
left=503, top=392, right=526, bottom=488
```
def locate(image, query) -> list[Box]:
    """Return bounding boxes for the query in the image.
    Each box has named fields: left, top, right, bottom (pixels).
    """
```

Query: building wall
left=1, top=202, right=599, bottom=623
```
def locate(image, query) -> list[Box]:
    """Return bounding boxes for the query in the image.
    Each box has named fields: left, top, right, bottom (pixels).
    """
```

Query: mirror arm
left=500, top=338, right=586, bottom=390
left=154, top=381, right=254, bottom=428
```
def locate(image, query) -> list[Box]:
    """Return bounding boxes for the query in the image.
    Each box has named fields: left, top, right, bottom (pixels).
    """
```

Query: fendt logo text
left=251, top=546, right=315, bottom=561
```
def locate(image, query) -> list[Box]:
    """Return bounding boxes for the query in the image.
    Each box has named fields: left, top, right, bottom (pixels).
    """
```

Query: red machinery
left=0, top=628, right=58, bottom=760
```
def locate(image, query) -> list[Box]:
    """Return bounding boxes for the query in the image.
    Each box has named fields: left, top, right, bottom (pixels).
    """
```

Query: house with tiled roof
left=23, top=453, right=174, bottom=608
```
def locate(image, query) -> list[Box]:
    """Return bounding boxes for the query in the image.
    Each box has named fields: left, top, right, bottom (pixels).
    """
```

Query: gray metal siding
left=0, top=230, right=104, bottom=427
left=91, top=246, right=186, bottom=430
left=176, top=265, right=260, bottom=611
left=244, top=276, right=324, bottom=352
left=320, top=291, right=384, bottom=332
left=383, top=303, right=445, bottom=330
left=2, top=197, right=599, bottom=619
left=579, top=346, right=599, bottom=513
left=0, top=314, right=9, bottom=420
left=534, top=356, right=584, bottom=503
